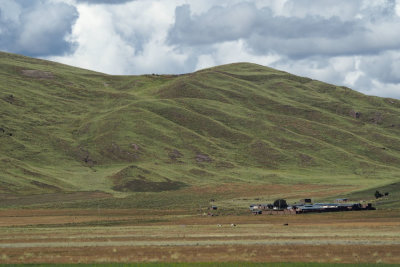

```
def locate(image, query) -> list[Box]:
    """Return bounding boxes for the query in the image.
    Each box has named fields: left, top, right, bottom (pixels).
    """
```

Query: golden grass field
left=0, top=209, right=399, bottom=264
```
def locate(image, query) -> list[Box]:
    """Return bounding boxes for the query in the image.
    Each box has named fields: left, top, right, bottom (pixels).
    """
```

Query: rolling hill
left=1, top=51, right=399, bottom=209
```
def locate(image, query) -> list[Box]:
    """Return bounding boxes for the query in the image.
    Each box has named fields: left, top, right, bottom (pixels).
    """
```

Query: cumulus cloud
left=282, top=0, right=364, bottom=19
left=168, top=4, right=260, bottom=46
left=0, top=0, right=399, bottom=99
left=359, top=51, right=400, bottom=84
left=51, top=1, right=189, bottom=74
left=169, top=3, right=358, bottom=47
left=167, top=2, right=400, bottom=59
left=75, top=0, right=135, bottom=4
left=0, top=0, right=78, bottom=57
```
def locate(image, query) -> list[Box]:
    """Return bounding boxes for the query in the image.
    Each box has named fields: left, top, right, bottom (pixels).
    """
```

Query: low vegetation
left=0, top=209, right=399, bottom=264
left=0, top=264, right=398, bottom=267
left=1, top=51, right=400, bottom=208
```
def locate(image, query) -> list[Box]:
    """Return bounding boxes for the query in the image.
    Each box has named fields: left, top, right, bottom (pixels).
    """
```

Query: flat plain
left=0, top=209, right=399, bottom=264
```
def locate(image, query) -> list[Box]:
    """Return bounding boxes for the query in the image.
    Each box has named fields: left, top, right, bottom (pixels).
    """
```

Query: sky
left=1, top=0, right=400, bottom=99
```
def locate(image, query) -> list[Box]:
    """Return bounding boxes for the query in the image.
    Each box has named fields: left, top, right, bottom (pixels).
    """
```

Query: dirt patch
left=0, top=126, right=13, bottom=137
left=104, top=143, right=140, bottom=162
left=370, top=112, right=384, bottom=124
left=350, top=110, right=361, bottom=119
left=131, top=143, right=140, bottom=151
left=3, top=94, right=14, bottom=104
left=21, top=70, right=54, bottom=79
left=168, top=149, right=183, bottom=160
left=0, top=209, right=398, bottom=227
left=196, top=153, right=212, bottom=163
left=298, top=153, right=315, bottom=166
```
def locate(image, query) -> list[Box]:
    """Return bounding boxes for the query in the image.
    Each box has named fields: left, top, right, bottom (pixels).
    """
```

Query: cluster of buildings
left=249, top=198, right=375, bottom=215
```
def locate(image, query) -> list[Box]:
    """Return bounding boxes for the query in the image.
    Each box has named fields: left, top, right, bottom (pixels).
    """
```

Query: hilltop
left=1, top=51, right=399, bottom=209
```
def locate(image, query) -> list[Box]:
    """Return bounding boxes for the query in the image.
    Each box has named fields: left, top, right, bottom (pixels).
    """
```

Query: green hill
left=1, top=51, right=399, bottom=209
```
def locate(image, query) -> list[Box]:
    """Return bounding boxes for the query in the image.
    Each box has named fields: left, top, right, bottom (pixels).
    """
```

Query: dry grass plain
left=0, top=209, right=399, bottom=264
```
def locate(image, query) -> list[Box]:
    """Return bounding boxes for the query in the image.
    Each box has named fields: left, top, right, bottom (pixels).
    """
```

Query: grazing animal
left=217, top=224, right=222, bottom=227
left=230, top=224, right=236, bottom=227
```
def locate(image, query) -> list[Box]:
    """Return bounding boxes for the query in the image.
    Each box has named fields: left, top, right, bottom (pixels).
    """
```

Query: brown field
left=0, top=209, right=399, bottom=264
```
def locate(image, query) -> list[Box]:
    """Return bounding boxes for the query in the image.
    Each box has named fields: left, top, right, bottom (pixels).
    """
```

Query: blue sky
left=1, top=0, right=400, bottom=99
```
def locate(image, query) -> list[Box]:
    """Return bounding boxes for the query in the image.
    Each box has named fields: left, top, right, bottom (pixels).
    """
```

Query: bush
left=375, top=190, right=383, bottom=199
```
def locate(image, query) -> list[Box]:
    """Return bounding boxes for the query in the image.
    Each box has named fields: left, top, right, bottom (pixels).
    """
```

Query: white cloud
left=50, top=4, right=134, bottom=74
left=195, top=40, right=281, bottom=71
left=282, top=0, right=363, bottom=19
left=0, top=0, right=78, bottom=56
left=1, top=0, right=399, bottom=99
left=0, top=0, right=21, bottom=22
left=396, top=0, right=400, bottom=16
left=358, top=78, right=400, bottom=99
left=50, top=1, right=187, bottom=74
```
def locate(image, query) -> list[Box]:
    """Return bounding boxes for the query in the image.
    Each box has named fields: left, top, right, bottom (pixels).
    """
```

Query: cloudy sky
left=1, top=0, right=400, bottom=99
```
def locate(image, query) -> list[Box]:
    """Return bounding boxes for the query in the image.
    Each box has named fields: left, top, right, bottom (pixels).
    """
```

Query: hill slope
left=1, top=51, right=399, bottom=208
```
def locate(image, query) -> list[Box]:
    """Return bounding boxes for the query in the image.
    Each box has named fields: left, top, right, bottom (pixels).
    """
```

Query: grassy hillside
left=1, top=51, right=399, bottom=208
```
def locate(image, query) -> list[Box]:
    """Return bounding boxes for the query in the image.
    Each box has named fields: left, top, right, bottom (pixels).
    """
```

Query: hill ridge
left=1, top=51, right=399, bottom=208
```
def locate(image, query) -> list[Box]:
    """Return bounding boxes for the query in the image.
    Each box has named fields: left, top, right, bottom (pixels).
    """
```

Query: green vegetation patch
left=1, top=52, right=400, bottom=209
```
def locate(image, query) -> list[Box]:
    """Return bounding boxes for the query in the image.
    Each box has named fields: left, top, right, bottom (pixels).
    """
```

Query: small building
left=299, top=198, right=313, bottom=204
left=249, top=204, right=273, bottom=211
left=249, top=204, right=261, bottom=211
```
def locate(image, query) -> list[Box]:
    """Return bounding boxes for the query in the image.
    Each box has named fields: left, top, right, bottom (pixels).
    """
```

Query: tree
left=273, top=199, right=288, bottom=209
left=375, top=190, right=383, bottom=199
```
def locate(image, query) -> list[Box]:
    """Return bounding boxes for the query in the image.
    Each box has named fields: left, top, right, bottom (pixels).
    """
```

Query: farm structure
left=294, top=202, right=375, bottom=213
left=249, top=200, right=375, bottom=215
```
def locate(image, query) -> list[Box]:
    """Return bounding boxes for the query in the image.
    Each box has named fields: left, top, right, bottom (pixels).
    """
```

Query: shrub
left=375, top=190, right=383, bottom=199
